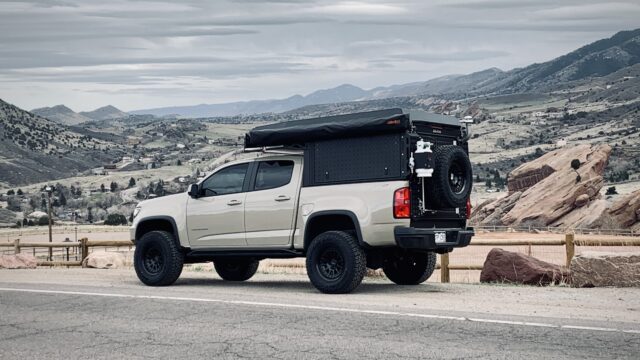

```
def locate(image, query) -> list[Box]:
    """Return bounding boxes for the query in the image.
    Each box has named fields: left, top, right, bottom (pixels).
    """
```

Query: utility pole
left=45, top=185, right=54, bottom=261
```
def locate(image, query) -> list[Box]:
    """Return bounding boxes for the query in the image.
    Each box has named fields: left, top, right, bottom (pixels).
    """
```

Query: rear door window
left=254, top=161, right=294, bottom=191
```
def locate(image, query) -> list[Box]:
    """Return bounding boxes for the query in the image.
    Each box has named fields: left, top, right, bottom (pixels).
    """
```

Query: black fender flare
left=135, top=215, right=182, bottom=248
left=303, top=210, right=365, bottom=250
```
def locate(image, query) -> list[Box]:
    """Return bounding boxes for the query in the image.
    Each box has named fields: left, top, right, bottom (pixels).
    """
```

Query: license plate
left=435, top=232, right=447, bottom=243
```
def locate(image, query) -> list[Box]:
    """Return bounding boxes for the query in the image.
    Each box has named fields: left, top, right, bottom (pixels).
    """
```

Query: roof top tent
left=244, top=108, right=463, bottom=148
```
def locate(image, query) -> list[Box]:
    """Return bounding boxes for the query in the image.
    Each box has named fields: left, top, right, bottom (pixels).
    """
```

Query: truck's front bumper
left=394, top=226, right=474, bottom=251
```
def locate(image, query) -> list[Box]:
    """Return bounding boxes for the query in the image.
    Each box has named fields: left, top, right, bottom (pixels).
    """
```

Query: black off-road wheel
left=214, top=258, right=259, bottom=281
left=306, top=231, right=366, bottom=294
left=427, top=145, right=472, bottom=209
left=134, top=230, right=184, bottom=286
left=383, top=251, right=437, bottom=285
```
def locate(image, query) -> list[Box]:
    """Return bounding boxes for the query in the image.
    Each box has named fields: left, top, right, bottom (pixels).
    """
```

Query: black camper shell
left=245, top=108, right=468, bottom=187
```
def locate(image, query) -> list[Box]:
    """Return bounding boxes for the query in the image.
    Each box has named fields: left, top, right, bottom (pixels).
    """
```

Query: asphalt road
left=1, top=269, right=639, bottom=359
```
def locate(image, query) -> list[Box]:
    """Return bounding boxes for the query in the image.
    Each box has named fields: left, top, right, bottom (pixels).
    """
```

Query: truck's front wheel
left=306, top=231, right=366, bottom=294
left=214, top=258, right=259, bottom=281
left=383, top=251, right=437, bottom=285
left=134, top=230, right=184, bottom=286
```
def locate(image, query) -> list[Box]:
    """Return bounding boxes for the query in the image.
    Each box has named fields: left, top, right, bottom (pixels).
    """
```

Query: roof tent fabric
left=245, top=108, right=409, bottom=148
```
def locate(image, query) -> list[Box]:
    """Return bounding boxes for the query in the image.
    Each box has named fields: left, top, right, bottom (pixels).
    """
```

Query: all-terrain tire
left=383, top=251, right=437, bottom=285
left=214, top=258, right=259, bottom=281
left=134, top=230, right=184, bottom=286
left=306, top=231, right=367, bottom=294
left=426, top=145, right=472, bottom=209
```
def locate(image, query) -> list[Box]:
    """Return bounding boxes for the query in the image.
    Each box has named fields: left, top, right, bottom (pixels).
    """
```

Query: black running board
left=184, top=248, right=304, bottom=262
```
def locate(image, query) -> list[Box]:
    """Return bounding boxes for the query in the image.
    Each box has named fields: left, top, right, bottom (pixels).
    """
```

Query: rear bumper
left=394, top=226, right=474, bottom=250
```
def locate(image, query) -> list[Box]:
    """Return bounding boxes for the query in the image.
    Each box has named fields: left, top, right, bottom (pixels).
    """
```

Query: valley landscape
left=2, top=2, right=640, bottom=359
left=1, top=29, right=640, bottom=231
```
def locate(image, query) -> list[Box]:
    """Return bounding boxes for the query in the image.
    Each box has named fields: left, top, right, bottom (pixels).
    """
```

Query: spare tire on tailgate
left=426, top=145, right=472, bottom=209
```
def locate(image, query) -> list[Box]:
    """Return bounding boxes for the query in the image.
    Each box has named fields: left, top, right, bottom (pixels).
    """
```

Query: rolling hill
left=80, top=105, right=128, bottom=121
left=31, top=105, right=92, bottom=125
left=0, top=99, right=123, bottom=186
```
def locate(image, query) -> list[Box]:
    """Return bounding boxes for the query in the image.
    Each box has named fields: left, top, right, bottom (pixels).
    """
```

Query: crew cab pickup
left=131, top=108, right=474, bottom=293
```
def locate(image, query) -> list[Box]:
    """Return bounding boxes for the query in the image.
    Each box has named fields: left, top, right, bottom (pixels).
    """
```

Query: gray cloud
left=0, top=0, right=637, bottom=111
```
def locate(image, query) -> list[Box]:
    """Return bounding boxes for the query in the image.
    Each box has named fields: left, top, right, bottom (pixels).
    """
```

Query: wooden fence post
left=565, top=233, right=575, bottom=268
left=14, top=239, right=20, bottom=254
left=80, top=238, right=88, bottom=264
left=440, top=253, right=450, bottom=283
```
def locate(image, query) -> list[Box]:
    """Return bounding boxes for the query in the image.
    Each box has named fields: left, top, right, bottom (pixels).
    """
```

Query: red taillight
left=394, top=187, right=411, bottom=218
left=466, top=198, right=472, bottom=219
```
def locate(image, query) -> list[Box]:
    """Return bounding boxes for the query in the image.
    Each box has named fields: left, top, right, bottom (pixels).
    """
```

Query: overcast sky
left=1, top=0, right=639, bottom=112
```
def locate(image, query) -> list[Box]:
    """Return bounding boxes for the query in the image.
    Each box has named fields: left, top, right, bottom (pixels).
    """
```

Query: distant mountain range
left=32, top=104, right=127, bottom=125
left=130, top=28, right=640, bottom=118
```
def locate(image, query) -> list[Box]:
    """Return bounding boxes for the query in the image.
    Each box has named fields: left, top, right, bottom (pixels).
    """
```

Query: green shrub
left=105, top=213, right=128, bottom=226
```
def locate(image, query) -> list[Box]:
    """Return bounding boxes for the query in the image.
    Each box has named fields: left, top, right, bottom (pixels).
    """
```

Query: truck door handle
left=275, top=195, right=291, bottom=202
left=227, top=199, right=242, bottom=206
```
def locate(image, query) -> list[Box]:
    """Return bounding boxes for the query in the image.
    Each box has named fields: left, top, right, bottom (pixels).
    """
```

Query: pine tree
left=128, top=177, right=136, bottom=188
left=87, top=207, right=93, bottom=223
left=100, top=184, right=106, bottom=193
left=16, top=189, right=23, bottom=196
left=110, top=182, right=118, bottom=192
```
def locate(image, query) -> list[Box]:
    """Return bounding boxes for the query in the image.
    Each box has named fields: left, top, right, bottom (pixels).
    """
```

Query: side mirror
left=188, top=184, right=200, bottom=198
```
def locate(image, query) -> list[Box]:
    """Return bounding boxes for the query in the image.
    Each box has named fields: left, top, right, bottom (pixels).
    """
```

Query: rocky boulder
left=552, top=199, right=608, bottom=228
left=82, top=252, right=126, bottom=269
left=605, top=189, right=640, bottom=228
left=571, top=251, right=640, bottom=287
left=574, top=194, right=590, bottom=207
left=471, top=144, right=611, bottom=227
left=0, top=254, right=37, bottom=269
left=480, top=248, right=570, bottom=285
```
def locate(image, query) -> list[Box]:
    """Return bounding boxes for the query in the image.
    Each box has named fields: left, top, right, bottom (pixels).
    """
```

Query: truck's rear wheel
left=214, top=258, right=259, bottom=281
left=306, top=231, right=366, bottom=294
left=427, top=145, right=472, bottom=209
left=134, top=230, right=184, bottom=286
left=383, top=251, right=436, bottom=285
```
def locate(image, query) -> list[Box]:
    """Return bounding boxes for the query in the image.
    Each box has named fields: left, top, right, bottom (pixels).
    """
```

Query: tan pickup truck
left=131, top=109, right=474, bottom=293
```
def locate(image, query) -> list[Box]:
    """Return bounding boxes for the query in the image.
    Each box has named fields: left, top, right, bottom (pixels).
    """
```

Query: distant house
left=629, top=173, right=640, bottom=181
left=176, top=143, right=186, bottom=149
left=127, top=137, right=141, bottom=145
left=556, top=138, right=567, bottom=147
left=103, top=164, right=117, bottom=170
left=140, top=157, right=154, bottom=164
